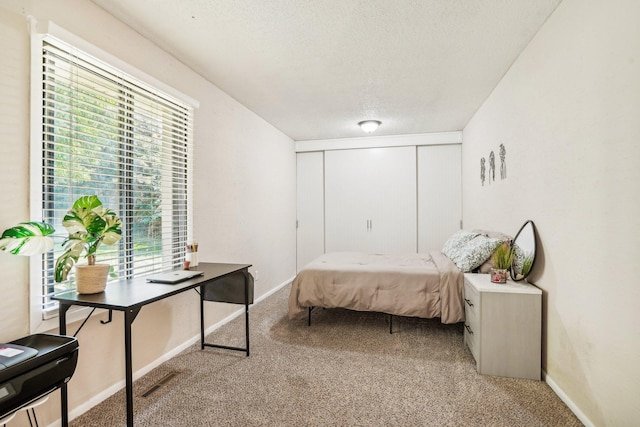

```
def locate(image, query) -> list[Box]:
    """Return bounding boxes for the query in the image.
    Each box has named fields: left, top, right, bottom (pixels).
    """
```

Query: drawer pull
left=464, top=324, right=473, bottom=335
left=464, top=298, right=474, bottom=307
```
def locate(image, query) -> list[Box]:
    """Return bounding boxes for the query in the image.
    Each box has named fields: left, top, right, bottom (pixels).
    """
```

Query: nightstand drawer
left=464, top=319, right=478, bottom=360
left=463, top=278, right=480, bottom=360
left=463, top=280, right=479, bottom=316
left=463, top=299, right=479, bottom=359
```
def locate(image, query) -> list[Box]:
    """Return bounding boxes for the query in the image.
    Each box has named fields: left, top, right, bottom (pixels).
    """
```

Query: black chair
left=200, top=270, right=254, bottom=356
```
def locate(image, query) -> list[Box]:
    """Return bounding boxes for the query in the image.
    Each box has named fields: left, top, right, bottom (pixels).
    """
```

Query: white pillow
left=442, top=230, right=480, bottom=261
left=451, top=235, right=503, bottom=273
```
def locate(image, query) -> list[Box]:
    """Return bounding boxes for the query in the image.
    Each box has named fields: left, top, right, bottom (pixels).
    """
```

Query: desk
left=52, top=262, right=251, bottom=427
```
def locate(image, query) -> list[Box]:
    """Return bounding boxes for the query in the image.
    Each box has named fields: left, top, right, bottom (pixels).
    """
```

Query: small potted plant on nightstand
left=490, top=242, right=513, bottom=284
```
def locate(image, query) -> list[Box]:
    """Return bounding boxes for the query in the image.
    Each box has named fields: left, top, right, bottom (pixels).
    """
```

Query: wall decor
left=499, top=143, right=507, bottom=180
left=489, top=151, right=495, bottom=183
left=480, top=144, right=507, bottom=187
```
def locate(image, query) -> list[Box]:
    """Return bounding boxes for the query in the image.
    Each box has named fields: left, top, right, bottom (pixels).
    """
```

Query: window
left=31, top=34, right=195, bottom=324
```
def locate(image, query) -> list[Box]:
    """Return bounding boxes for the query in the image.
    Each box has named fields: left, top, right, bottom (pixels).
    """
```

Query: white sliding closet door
left=417, top=144, right=462, bottom=252
left=325, top=146, right=417, bottom=254
left=296, top=152, right=325, bottom=271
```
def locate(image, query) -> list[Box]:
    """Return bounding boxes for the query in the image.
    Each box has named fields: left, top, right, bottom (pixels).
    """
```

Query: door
left=325, top=146, right=416, bottom=253
left=296, top=152, right=324, bottom=271
left=417, top=144, right=462, bottom=252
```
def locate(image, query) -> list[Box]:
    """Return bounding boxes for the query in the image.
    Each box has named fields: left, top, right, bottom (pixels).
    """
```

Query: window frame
left=29, top=20, right=199, bottom=333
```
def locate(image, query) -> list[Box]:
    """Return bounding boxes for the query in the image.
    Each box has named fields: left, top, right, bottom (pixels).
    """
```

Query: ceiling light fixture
left=358, top=120, right=381, bottom=133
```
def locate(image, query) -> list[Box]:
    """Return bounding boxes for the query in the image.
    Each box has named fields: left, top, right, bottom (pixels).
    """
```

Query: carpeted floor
left=71, top=284, right=582, bottom=426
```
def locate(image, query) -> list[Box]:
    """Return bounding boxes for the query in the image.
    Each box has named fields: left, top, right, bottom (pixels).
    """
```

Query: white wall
left=0, top=1, right=296, bottom=425
left=462, top=0, right=640, bottom=425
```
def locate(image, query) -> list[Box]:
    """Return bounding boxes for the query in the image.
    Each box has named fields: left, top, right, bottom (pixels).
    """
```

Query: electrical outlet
left=254, top=270, right=259, bottom=281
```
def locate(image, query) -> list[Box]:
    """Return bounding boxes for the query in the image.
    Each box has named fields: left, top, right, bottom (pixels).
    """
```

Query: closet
left=296, top=140, right=461, bottom=272
left=325, top=146, right=417, bottom=254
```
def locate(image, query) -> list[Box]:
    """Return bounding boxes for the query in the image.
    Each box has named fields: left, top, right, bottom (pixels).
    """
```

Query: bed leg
left=389, top=314, right=393, bottom=334
left=308, top=306, right=312, bottom=327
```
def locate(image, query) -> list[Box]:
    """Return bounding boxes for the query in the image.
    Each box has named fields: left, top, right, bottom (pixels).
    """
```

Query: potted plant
left=55, top=195, right=122, bottom=294
left=490, top=242, right=513, bottom=284
left=0, top=195, right=122, bottom=294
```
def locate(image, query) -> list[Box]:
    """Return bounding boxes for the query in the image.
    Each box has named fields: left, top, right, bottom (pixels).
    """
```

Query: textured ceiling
left=90, top=0, right=562, bottom=141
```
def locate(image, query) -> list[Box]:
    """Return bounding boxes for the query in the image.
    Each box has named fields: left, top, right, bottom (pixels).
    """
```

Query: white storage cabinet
left=463, top=273, right=542, bottom=380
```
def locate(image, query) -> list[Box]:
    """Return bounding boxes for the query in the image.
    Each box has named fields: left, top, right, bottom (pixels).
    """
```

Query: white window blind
left=37, top=37, right=194, bottom=318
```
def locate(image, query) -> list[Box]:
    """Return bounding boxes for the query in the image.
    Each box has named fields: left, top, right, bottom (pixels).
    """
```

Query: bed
left=288, top=251, right=465, bottom=324
left=288, top=230, right=511, bottom=326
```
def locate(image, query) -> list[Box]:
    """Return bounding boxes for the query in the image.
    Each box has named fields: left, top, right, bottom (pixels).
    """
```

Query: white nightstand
left=463, top=273, right=542, bottom=380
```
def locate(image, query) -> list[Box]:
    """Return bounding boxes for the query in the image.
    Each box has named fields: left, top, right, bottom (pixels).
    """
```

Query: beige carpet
left=71, top=284, right=582, bottom=426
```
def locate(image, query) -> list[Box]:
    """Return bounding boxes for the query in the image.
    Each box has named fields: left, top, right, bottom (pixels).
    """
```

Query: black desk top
left=52, top=262, right=251, bottom=311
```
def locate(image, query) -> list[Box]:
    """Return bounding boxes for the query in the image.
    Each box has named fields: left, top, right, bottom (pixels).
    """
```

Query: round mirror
left=510, top=220, right=537, bottom=281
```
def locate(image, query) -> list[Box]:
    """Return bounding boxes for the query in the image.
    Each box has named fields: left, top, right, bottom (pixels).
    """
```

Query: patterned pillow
left=452, top=235, right=504, bottom=273
left=442, top=230, right=480, bottom=261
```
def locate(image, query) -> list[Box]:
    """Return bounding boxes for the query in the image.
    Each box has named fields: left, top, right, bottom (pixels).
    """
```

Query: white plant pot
left=75, top=264, right=110, bottom=294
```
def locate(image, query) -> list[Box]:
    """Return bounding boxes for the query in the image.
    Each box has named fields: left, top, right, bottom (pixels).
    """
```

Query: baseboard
left=543, top=370, right=594, bottom=427
left=64, top=275, right=295, bottom=425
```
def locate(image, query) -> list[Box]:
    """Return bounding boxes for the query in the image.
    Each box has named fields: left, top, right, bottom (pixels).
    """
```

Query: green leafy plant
left=0, top=222, right=55, bottom=255
left=54, top=195, right=122, bottom=282
left=0, top=196, right=122, bottom=284
left=491, top=242, right=513, bottom=270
